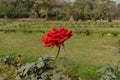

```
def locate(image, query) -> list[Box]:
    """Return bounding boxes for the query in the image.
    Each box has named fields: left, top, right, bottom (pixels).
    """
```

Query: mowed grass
left=0, top=30, right=120, bottom=79
left=0, top=20, right=119, bottom=79
left=0, top=32, right=118, bottom=64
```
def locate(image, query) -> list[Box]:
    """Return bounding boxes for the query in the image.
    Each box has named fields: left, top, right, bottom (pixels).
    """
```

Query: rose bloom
left=42, top=27, right=72, bottom=47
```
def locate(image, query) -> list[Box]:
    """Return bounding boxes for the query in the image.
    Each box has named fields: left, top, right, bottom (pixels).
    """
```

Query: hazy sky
left=70, top=0, right=120, bottom=3
left=116, top=0, right=120, bottom=3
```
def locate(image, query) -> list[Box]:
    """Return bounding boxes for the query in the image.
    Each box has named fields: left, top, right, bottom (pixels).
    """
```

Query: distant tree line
left=0, top=0, right=120, bottom=21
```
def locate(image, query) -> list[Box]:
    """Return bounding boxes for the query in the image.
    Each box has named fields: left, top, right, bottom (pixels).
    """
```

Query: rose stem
left=55, top=47, right=60, bottom=59
left=62, top=43, right=65, bottom=51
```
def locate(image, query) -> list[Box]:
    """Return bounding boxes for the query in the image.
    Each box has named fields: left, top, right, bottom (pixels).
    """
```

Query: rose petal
left=42, top=27, right=72, bottom=47
left=59, top=26, right=65, bottom=31
left=42, top=37, right=47, bottom=43
left=56, top=42, right=62, bottom=47
left=45, top=42, right=55, bottom=47
left=58, top=37, right=68, bottom=43
left=65, top=30, right=72, bottom=36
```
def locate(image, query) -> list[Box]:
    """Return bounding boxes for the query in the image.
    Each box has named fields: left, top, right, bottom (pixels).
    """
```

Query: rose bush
left=42, top=27, right=72, bottom=47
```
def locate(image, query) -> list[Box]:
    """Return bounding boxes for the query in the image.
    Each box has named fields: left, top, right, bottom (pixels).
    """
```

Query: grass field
left=0, top=20, right=120, bottom=80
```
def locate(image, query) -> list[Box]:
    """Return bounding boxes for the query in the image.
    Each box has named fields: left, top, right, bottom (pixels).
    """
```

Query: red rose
left=42, top=27, right=72, bottom=47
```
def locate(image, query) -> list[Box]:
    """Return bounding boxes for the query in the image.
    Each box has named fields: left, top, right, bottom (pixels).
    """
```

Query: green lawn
left=0, top=32, right=119, bottom=63
left=0, top=31, right=120, bottom=79
left=0, top=20, right=120, bottom=80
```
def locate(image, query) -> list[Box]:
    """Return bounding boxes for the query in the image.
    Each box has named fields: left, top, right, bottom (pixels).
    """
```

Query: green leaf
left=111, top=74, right=117, bottom=79
left=37, top=58, right=45, bottom=68
left=23, top=62, right=35, bottom=76
left=52, top=73, right=61, bottom=80
left=15, top=76, right=21, bottom=80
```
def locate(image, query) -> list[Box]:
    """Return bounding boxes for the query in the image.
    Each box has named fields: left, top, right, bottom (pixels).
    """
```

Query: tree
left=0, top=0, right=119, bottom=20
left=34, top=0, right=56, bottom=19
left=0, top=0, right=16, bottom=18
left=84, top=4, right=91, bottom=20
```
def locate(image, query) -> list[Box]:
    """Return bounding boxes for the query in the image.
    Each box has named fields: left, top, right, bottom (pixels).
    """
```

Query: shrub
left=15, top=56, right=71, bottom=80
left=84, top=29, right=91, bottom=36
left=97, top=62, right=119, bottom=80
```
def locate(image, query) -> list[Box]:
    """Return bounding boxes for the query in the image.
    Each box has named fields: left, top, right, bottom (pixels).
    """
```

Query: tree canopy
left=0, top=0, right=119, bottom=21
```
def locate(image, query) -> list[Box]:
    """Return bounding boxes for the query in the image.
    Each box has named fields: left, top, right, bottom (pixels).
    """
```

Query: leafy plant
left=15, top=56, right=71, bottom=80
left=97, top=62, right=118, bottom=80
left=0, top=55, right=15, bottom=67
left=84, top=29, right=91, bottom=36
left=111, top=32, right=118, bottom=37
left=97, top=45, right=120, bottom=80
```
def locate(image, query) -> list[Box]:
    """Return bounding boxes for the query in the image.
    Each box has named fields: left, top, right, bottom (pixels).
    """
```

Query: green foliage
left=97, top=46, right=120, bottom=80
left=0, top=55, right=17, bottom=67
left=0, top=0, right=16, bottom=18
left=97, top=62, right=119, bottom=80
left=84, top=29, right=91, bottom=36
left=112, top=32, right=118, bottom=37
left=84, top=4, right=91, bottom=20
left=0, top=0, right=119, bottom=20
left=15, top=56, right=71, bottom=80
